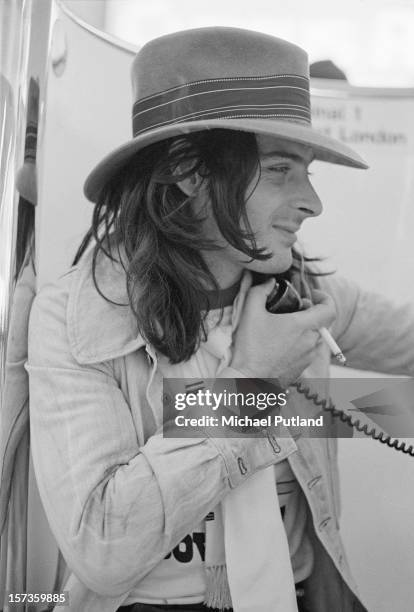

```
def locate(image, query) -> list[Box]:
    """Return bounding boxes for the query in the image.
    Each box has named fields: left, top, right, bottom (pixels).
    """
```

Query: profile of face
left=180, top=134, right=323, bottom=287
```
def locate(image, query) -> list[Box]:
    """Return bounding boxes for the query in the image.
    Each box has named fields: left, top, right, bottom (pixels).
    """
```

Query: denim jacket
left=27, top=250, right=414, bottom=611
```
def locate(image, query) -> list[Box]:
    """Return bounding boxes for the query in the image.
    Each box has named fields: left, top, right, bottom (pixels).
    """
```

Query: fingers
left=245, top=277, right=277, bottom=306
left=243, top=281, right=336, bottom=330
left=261, top=277, right=277, bottom=298
left=311, top=289, right=333, bottom=305
left=296, top=291, right=337, bottom=329
left=302, top=329, right=322, bottom=350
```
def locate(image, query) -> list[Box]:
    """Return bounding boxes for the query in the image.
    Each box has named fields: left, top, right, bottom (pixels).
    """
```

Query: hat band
left=132, top=74, right=311, bottom=136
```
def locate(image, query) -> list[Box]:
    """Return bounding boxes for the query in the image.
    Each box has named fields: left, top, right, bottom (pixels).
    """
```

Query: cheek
left=244, top=205, right=276, bottom=242
left=243, top=204, right=267, bottom=235
left=245, top=184, right=281, bottom=231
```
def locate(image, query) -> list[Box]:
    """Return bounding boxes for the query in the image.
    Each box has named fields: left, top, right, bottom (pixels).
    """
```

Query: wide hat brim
left=84, top=118, right=368, bottom=203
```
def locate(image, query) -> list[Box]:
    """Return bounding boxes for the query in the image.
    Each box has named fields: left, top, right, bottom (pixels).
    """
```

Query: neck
left=203, top=252, right=243, bottom=289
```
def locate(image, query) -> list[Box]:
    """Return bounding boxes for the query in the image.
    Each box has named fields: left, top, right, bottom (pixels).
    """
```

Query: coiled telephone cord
left=292, top=380, right=414, bottom=457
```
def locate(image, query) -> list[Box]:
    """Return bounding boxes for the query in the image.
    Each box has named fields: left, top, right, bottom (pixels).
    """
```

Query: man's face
left=198, top=134, right=323, bottom=286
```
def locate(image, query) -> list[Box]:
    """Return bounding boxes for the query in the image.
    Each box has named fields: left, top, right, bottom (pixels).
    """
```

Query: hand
left=230, top=278, right=336, bottom=385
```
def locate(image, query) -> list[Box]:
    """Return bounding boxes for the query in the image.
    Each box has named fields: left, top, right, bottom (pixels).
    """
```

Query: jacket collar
left=67, top=248, right=147, bottom=364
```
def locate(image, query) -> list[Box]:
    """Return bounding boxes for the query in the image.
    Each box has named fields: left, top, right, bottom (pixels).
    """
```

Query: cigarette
left=319, top=327, right=347, bottom=365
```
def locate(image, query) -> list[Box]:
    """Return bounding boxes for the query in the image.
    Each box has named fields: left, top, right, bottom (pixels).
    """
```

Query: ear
left=174, top=165, right=204, bottom=197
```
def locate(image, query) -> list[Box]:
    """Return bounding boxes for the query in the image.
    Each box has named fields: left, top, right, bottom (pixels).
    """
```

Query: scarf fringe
left=204, top=565, right=233, bottom=610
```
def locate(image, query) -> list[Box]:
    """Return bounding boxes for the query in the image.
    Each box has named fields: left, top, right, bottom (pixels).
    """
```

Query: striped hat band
left=132, top=74, right=311, bottom=137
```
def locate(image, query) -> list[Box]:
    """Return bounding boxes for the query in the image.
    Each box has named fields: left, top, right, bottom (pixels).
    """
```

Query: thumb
left=263, top=276, right=278, bottom=295
left=249, top=277, right=278, bottom=304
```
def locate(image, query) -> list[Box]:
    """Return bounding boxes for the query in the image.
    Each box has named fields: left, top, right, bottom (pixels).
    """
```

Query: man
left=27, top=27, right=414, bottom=611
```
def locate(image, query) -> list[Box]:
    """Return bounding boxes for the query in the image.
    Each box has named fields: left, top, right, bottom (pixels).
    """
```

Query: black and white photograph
left=1, top=1, right=414, bottom=611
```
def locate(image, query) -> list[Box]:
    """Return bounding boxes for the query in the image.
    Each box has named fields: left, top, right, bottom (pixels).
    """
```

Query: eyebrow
left=261, top=151, right=314, bottom=164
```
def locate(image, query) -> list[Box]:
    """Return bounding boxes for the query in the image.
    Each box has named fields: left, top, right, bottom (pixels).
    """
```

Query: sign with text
left=300, top=83, right=414, bottom=303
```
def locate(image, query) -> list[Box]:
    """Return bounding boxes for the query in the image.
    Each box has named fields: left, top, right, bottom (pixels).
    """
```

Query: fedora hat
left=84, top=27, right=367, bottom=202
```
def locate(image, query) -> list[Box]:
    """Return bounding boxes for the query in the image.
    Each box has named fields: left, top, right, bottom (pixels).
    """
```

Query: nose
left=295, top=176, right=323, bottom=218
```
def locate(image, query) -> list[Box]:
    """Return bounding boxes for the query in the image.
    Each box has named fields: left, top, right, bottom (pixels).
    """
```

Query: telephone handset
left=265, top=278, right=414, bottom=457
left=266, top=277, right=304, bottom=314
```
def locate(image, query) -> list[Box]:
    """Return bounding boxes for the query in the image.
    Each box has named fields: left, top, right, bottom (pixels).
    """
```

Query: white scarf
left=202, top=272, right=298, bottom=611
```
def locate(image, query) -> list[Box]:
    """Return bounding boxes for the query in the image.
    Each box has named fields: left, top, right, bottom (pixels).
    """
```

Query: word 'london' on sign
left=312, top=102, right=407, bottom=146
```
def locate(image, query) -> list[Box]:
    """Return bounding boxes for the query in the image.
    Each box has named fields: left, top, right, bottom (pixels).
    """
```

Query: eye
left=266, top=164, right=291, bottom=175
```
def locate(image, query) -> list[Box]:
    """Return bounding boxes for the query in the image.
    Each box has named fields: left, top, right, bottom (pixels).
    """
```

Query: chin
left=247, top=250, right=293, bottom=275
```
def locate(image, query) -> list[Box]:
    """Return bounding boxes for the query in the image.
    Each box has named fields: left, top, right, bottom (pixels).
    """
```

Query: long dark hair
left=74, top=129, right=323, bottom=363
